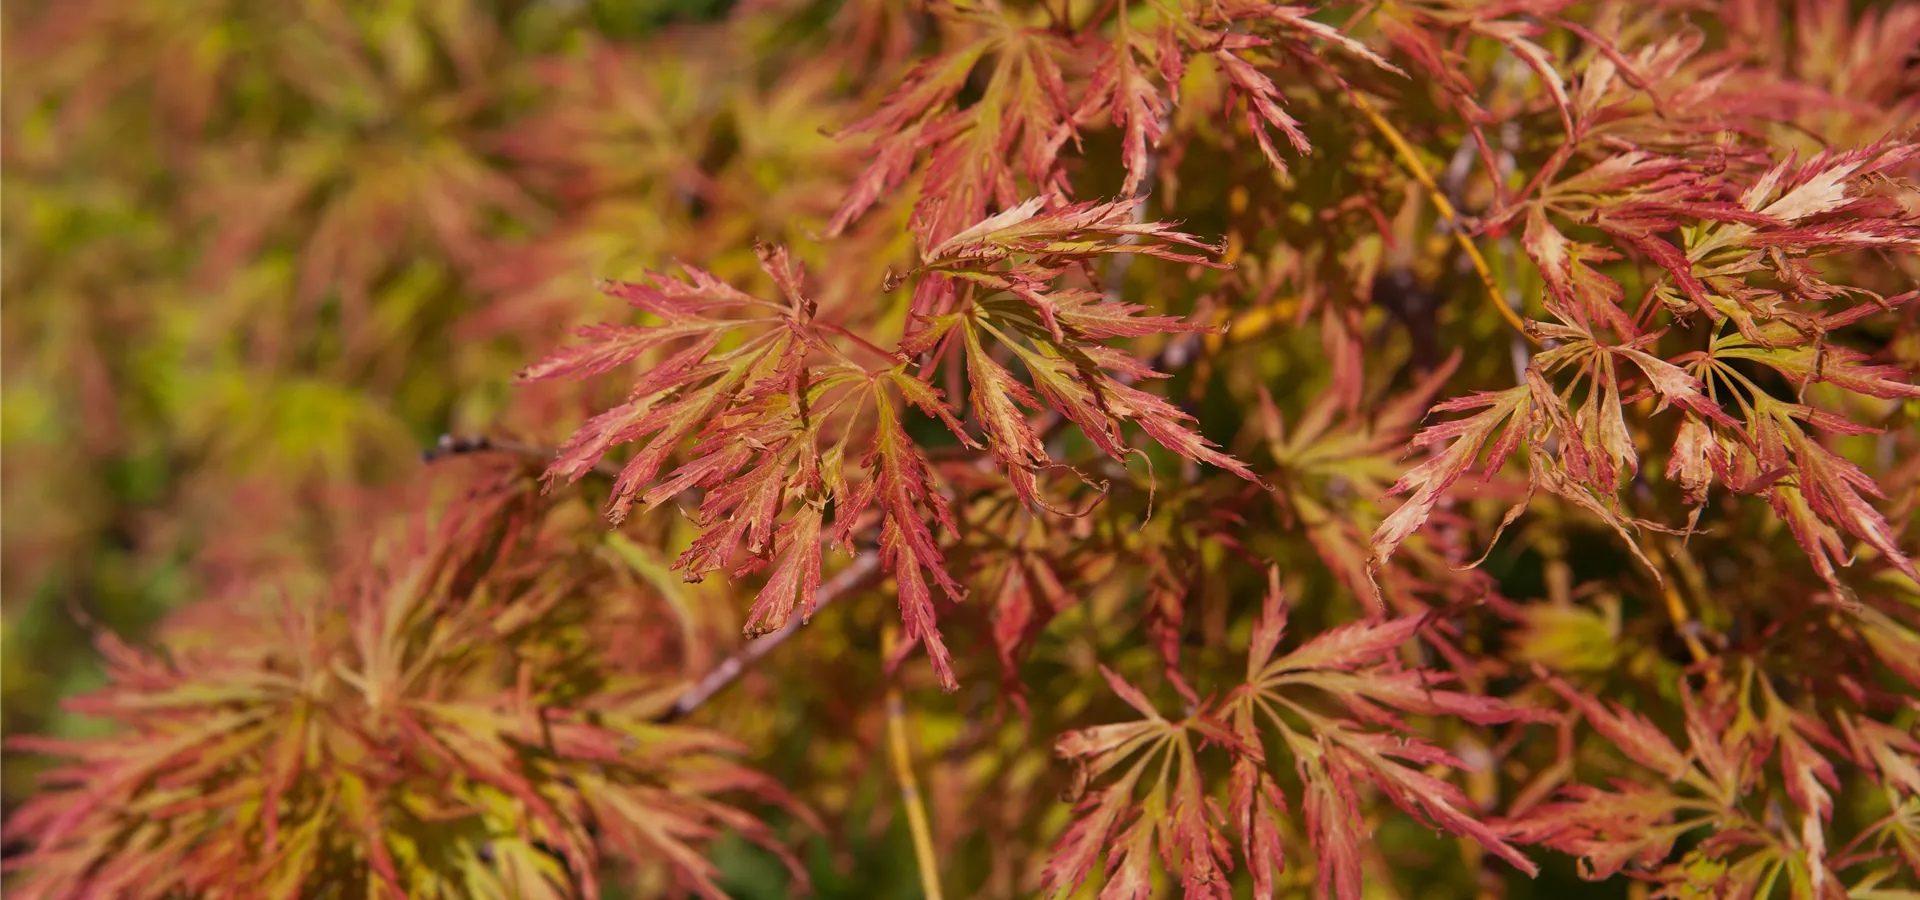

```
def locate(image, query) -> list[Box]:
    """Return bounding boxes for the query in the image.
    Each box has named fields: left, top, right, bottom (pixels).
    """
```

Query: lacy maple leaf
left=1044, top=568, right=1542, bottom=899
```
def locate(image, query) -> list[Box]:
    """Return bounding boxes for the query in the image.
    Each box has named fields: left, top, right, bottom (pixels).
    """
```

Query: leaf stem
left=882, top=624, right=945, bottom=900
left=1349, top=93, right=1536, bottom=343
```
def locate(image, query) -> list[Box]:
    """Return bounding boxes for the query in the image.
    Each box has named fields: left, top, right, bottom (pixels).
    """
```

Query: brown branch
left=429, top=433, right=882, bottom=721
left=1650, top=539, right=1717, bottom=679
left=422, top=434, right=622, bottom=479
left=655, top=552, right=882, bottom=723
left=1349, top=91, right=1537, bottom=343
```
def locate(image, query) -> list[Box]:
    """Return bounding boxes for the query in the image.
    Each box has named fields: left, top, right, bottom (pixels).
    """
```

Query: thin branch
left=422, top=434, right=624, bottom=479
left=882, top=623, right=946, bottom=900
left=1643, top=545, right=1715, bottom=678
left=1349, top=92, right=1537, bottom=343
left=655, top=552, right=882, bottom=723
left=429, top=433, right=883, bottom=722
left=1653, top=539, right=1718, bottom=676
left=1490, top=56, right=1538, bottom=383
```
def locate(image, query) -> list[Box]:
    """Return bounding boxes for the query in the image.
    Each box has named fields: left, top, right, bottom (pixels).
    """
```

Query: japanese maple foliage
left=8, top=0, right=1920, bottom=899
left=5, top=463, right=809, bottom=899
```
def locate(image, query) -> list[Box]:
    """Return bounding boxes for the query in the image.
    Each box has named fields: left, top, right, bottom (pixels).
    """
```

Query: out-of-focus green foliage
left=1, top=0, right=678, bottom=764
left=0, top=2, right=916, bottom=893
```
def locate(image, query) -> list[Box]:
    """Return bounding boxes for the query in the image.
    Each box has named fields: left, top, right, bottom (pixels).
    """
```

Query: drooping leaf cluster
left=7, top=463, right=809, bottom=899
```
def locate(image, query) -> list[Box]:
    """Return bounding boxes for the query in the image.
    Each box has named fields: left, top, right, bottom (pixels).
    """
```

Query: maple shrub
left=8, top=1, right=1920, bottom=899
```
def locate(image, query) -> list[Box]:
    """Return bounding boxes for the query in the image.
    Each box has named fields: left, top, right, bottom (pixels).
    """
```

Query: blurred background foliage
left=0, top=2, right=964, bottom=892
left=0, top=0, right=756, bottom=830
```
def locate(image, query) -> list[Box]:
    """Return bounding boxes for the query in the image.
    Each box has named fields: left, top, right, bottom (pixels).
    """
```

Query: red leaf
left=742, top=505, right=825, bottom=635
left=1548, top=679, right=1691, bottom=781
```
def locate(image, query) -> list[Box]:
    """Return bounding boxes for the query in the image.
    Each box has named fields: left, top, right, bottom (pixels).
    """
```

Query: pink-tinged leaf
left=1501, top=782, right=1695, bottom=881
left=1855, top=607, right=1920, bottom=692
left=961, top=320, right=1050, bottom=507
left=742, top=506, right=824, bottom=635
left=517, top=321, right=732, bottom=384
left=598, top=265, right=783, bottom=318
left=871, top=397, right=963, bottom=691
left=754, top=241, right=815, bottom=320
left=1166, top=753, right=1234, bottom=899
left=1042, top=771, right=1146, bottom=899
left=1054, top=293, right=1216, bottom=341
left=1760, top=401, right=1920, bottom=583
left=1374, top=13, right=1478, bottom=98
left=1057, top=721, right=1164, bottom=774
left=1268, top=615, right=1422, bottom=678
left=1312, top=670, right=1550, bottom=726
left=1301, top=750, right=1365, bottom=900
left=1666, top=416, right=1729, bottom=505
left=886, top=369, right=975, bottom=447
left=1229, top=755, right=1289, bottom=900
left=1246, top=566, right=1290, bottom=681
left=1742, top=144, right=1920, bottom=223
left=1225, top=3, right=1403, bottom=76
left=924, top=197, right=1224, bottom=266
left=1614, top=347, right=1740, bottom=427
left=1370, top=387, right=1532, bottom=573
left=1099, top=665, right=1166, bottom=724
left=1716, top=339, right=1920, bottom=401
left=1524, top=207, right=1574, bottom=299
left=1472, top=20, right=1571, bottom=134
left=1101, top=811, right=1159, bottom=900
left=829, top=10, right=1079, bottom=244
left=1769, top=481, right=1855, bottom=598
left=1334, top=735, right=1538, bottom=876
left=826, top=43, right=991, bottom=236
left=1105, top=380, right=1260, bottom=482
left=927, top=196, right=1051, bottom=259
left=1076, top=27, right=1173, bottom=198
left=981, top=316, right=1256, bottom=483
left=1213, top=49, right=1310, bottom=175
left=1842, top=715, right=1920, bottom=797
left=1610, top=230, right=1719, bottom=320
left=1547, top=679, right=1691, bottom=780
left=1778, top=720, right=1838, bottom=887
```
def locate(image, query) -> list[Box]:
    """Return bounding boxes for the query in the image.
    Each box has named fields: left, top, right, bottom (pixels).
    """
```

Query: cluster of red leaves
left=524, top=199, right=1258, bottom=690
left=824, top=0, right=1405, bottom=248
left=1044, top=570, right=1544, bottom=900
left=1377, top=143, right=1920, bottom=599
left=1505, top=663, right=1920, bottom=898
left=513, top=0, right=1920, bottom=897
left=10, top=0, right=1920, bottom=898
left=3, top=466, right=807, bottom=899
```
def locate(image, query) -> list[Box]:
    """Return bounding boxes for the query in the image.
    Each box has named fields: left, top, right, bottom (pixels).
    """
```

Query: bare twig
left=1491, top=56, right=1537, bottom=384
left=1650, top=539, right=1717, bottom=677
left=422, top=434, right=624, bottom=479
left=655, top=553, right=882, bottom=723
left=882, top=623, right=946, bottom=900
left=1349, top=92, right=1537, bottom=343
left=429, top=434, right=884, bottom=722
